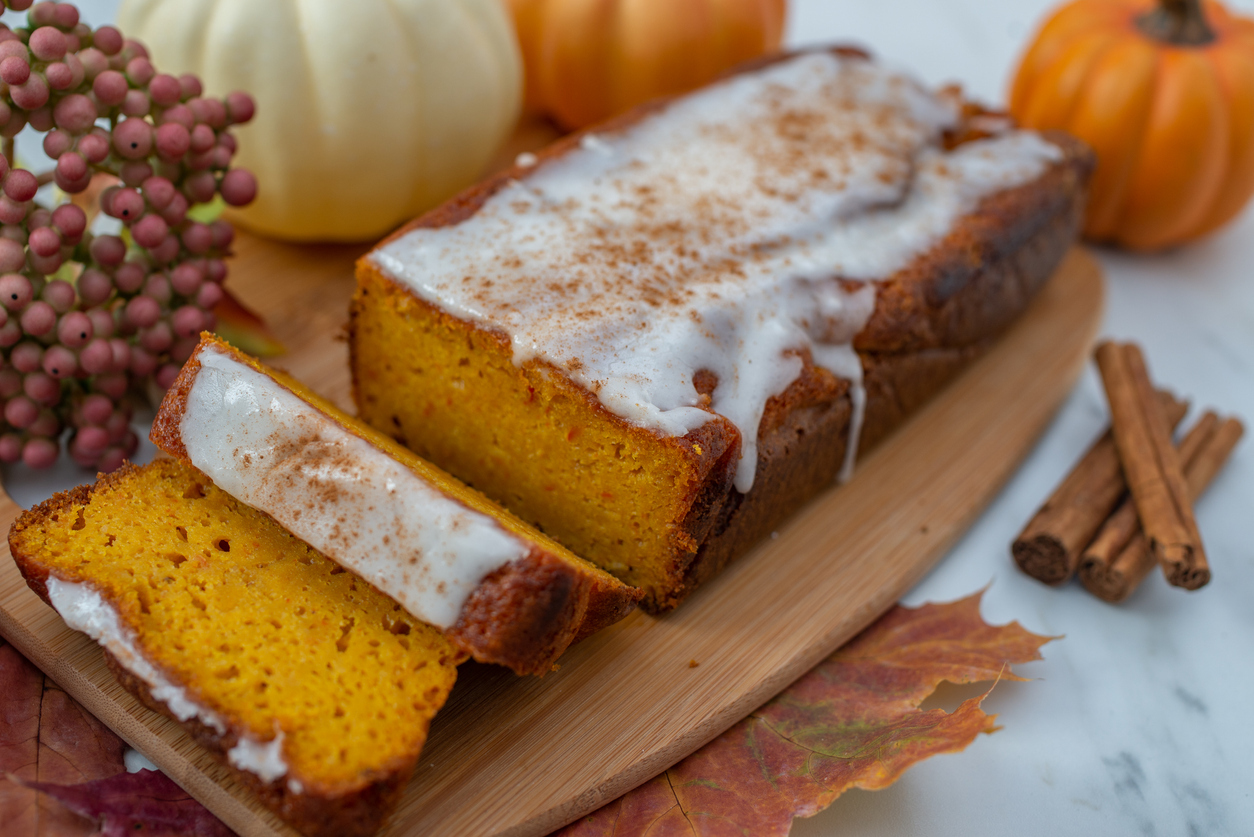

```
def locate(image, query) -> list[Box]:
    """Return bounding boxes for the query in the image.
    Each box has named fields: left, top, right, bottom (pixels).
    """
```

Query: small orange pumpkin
left=1010, top=0, right=1254, bottom=250
left=506, top=0, right=787, bottom=130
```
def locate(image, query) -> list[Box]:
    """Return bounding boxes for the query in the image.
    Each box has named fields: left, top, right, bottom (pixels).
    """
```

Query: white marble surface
left=3, top=1, right=1252, bottom=835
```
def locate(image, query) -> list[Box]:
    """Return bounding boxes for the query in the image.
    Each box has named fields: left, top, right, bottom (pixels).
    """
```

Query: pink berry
left=28, top=409, right=62, bottom=438
left=0, top=112, right=27, bottom=140
left=112, top=261, right=145, bottom=293
left=0, top=200, right=27, bottom=229
left=29, top=27, right=66, bottom=61
left=27, top=226, right=60, bottom=258
left=171, top=305, right=204, bottom=338
left=44, top=61, right=73, bottom=90
left=184, top=170, right=216, bottom=204
left=149, top=234, right=180, bottom=264
left=0, top=320, right=21, bottom=347
left=54, top=161, right=91, bottom=194
left=139, top=320, right=172, bottom=353
left=78, top=338, right=112, bottom=374
left=161, top=193, right=188, bottom=225
left=27, top=208, right=51, bottom=230
left=154, top=363, right=181, bottom=390
left=108, top=187, right=144, bottom=222
left=3, top=169, right=38, bottom=203
left=121, top=89, right=149, bottom=117
left=225, top=91, right=255, bottom=124
left=4, top=394, right=37, bottom=427
left=125, top=56, right=154, bottom=87
left=142, top=175, right=176, bottom=209
left=209, top=146, right=231, bottom=169
left=93, top=26, right=123, bottom=56
left=89, top=235, right=126, bottom=267
left=26, top=106, right=53, bottom=132
left=92, top=69, right=128, bottom=106
left=157, top=103, right=193, bottom=129
left=129, top=346, right=157, bottom=376
left=180, top=223, right=212, bottom=256
left=178, top=73, right=202, bottom=100
left=143, top=273, right=172, bottom=304
left=52, top=203, right=86, bottom=240
left=112, top=118, right=153, bottom=159
left=23, top=371, right=58, bottom=404
left=0, top=433, right=20, bottom=463
left=125, top=295, right=161, bottom=329
left=0, top=55, right=29, bottom=85
left=42, top=280, right=75, bottom=314
left=185, top=150, right=215, bottom=172
left=81, top=393, right=113, bottom=425
left=0, top=369, right=18, bottom=398
left=10, top=74, right=50, bottom=110
left=78, top=46, right=106, bottom=79
left=19, top=301, right=56, bottom=336
left=42, top=129, right=72, bottom=158
left=220, top=169, right=257, bottom=207
left=189, top=123, right=215, bottom=154
left=22, top=437, right=58, bottom=469
left=57, top=311, right=93, bottom=347
left=195, top=281, right=223, bottom=310
left=54, top=3, right=80, bottom=27
left=0, top=41, right=27, bottom=62
left=124, top=39, right=149, bottom=60
left=131, top=213, right=168, bottom=249
left=11, top=342, right=43, bottom=373
left=42, top=345, right=77, bottom=378
left=29, top=251, right=64, bottom=276
left=0, top=274, right=32, bottom=310
left=169, top=262, right=203, bottom=295
left=149, top=73, right=180, bottom=106
left=153, top=122, right=189, bottom=160
left=95, top=370, right=128, bottom=399
left=119, top=160, right=153, bottom=187
left=0, top=238, right=23, bottom=273
left=201, top=98, right=227, bottom=129
left=206, top=259, right=227, bottom=284
left=86, top=308, right=114, bottom=339
left=94, top=447, right=125, bottom=473
left=77, top=131, right=109, bottom=163
left=74, top=425, right=108, bottom=454
left=61, top=52, right=85, bottom=87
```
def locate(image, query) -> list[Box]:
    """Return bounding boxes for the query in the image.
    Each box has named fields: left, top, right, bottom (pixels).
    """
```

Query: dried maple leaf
left=557, top=591, right=1054, bottom=837
left=11, top=770, right=236, bottom=837
left=1, top=637, right=128, bottom=836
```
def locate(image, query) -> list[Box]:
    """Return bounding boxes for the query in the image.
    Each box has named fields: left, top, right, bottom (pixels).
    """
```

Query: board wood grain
left=0, top=241, right=1103, bottom=837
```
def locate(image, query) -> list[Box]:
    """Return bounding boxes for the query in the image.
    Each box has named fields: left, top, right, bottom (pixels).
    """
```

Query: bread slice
left=9, top=459, right=461, bottom=837
left=150, top=335, right=640, bottom=675
left=351, top=47, right=1094, bottom=611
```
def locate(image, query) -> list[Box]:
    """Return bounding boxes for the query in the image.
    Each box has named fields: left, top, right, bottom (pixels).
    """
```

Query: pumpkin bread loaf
left=150, top=335, right=640, bottom=676
left=351, top=47, right=1094, bottom=612
left=9, top=459, right=462, bottom=837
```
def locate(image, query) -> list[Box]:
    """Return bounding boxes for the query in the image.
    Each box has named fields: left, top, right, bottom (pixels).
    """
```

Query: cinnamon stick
left=1079, top=412, right=1243, bottom=601
left=1012, top=390, right=1187, bottom=585
left=1095, top=342, right=1208, bottom=589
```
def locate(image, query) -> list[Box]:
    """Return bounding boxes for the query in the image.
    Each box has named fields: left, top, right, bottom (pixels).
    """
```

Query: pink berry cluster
left=0, top=0, right=257, bottom=472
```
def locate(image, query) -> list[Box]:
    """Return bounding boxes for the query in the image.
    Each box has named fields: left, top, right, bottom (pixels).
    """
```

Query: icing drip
left=372, top=51, right=1062, bottom=491
left=46, top=577, right=292, bottom=785
left=178, top=345, right=530, bottom=629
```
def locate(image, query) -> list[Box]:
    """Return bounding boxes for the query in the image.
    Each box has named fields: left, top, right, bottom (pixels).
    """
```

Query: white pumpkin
left=118, top=0, right=522, bottom=242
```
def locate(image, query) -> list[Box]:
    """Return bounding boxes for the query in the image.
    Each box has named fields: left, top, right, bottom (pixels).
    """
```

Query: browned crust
left=7, top=466, right=415, bottom=837
left=352, top=45, right=1096, bottom=612
left=103, top=653, right=412, bottom=837
left=151, top=337, right=639, bottom=675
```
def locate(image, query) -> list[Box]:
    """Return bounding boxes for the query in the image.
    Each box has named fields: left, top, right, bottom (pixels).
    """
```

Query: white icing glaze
left=178, top=343, right=530, bottom=630
left=371, top=52, right=1063, bottom=491
left=228, top=731, right=287, bottom=783
left=46, top=577, right=292, bottom=785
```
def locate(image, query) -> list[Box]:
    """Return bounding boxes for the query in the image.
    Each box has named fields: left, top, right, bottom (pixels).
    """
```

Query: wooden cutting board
left=0, top=239, right=1103, bottom=837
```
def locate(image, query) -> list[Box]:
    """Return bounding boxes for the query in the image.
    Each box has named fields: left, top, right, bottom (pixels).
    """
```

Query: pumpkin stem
left=1137, top=0, right=1216, bottom=46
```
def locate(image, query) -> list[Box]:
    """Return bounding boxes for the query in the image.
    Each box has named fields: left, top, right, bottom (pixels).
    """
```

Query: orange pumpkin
left=1010, top=0, right=1254, bottom=250
left=506, top=0, right=787, bottom=130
